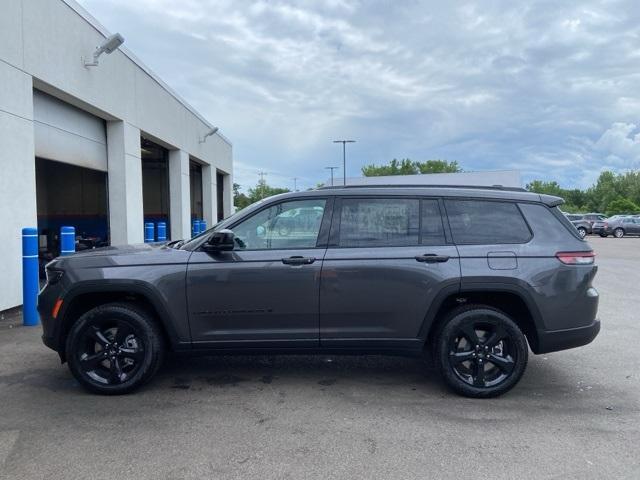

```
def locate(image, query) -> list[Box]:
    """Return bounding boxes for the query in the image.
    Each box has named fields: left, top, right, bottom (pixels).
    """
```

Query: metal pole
left=343, top=142, right=346, bottom=186
left=22, top=227, right=39, bottom=326
left=333, top=140, right=355, bottom=186
left=325, top=166, right=338, bottom=186
left=293, top=177, right=298, bottom=191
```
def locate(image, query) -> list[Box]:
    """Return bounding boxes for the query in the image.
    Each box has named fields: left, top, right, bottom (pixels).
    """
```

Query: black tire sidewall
left=435, top=305, right=528, bottom=398
left=614, top=228, right=624, bottom=238
left=66, top=303, right=163, bottom=395
left=577, top=227, right=587, bottom=238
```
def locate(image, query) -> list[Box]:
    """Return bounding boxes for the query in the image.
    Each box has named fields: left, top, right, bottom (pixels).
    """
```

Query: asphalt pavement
left=0, top=236, right=638, bottom=480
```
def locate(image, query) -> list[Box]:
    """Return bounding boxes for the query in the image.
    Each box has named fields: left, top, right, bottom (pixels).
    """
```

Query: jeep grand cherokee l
left=39, top=185, right=600, bottom=398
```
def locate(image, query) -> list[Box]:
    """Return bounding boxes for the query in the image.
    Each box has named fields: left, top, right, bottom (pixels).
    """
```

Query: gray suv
left=39, top=186, right=600, bottom=398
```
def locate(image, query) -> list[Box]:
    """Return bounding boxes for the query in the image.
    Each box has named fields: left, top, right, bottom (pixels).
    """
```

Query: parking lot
left=0, top=236, right=638, bottom=480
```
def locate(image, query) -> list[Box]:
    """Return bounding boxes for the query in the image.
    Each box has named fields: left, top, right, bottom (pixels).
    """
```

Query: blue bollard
left=192, top=220, right=201, bottom=237
left=22, top=227, right=39, bottom=327
left=199, top=219, right=207, bottom=234
left=157, top=222, right=167, bottom=241
left=60, top=226, right=76, bottom=256
left=144, top=222, right=155, bottom=243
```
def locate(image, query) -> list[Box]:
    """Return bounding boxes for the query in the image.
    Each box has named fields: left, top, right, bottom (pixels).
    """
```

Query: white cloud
left=77, top=0, right=640, bottom=190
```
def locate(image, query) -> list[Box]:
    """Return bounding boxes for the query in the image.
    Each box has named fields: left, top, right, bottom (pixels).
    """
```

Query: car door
left=186, top=197, right=331, bottom=347
left=626, top=218, right=640, bottom=235
left=319, top=196, right=460, bottom=349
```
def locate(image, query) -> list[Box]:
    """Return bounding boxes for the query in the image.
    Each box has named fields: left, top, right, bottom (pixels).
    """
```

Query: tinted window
left=233, top=199, right=326, bottom=250
left=339, top=198, right=419, bottom=247
left=445, top=199, right=531, bottom=244
left=421, top=199, right=446, bottom=245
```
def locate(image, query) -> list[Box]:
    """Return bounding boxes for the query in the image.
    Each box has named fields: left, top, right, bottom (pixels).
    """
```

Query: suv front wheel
left=66, top=302, right=165, bottom=395
left=435, top=305, right=528, bottom=398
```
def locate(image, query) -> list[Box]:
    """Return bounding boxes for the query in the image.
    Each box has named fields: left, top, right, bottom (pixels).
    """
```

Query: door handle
left=415, top=254, right=450, bottom=263
left=282, top=256, right=316, bottom=266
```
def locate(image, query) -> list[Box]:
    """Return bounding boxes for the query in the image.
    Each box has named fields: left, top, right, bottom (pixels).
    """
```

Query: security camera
left=84, top=33, right=125, bottom=67
left=199, top=127, right=219, bottom=143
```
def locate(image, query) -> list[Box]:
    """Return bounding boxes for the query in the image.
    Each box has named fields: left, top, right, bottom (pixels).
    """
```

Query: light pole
left=325, top=166, right=339, bottom=186
left=333, top=140, right=355, bottom=186
left=293, top=177, right=298, bottom=191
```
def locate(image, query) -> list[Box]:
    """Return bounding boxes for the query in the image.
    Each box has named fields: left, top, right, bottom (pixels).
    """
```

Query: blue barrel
left=144, top=222, right=155, bottom=243
left=22, top=227, right=39, bottom=327
left=60, top=226, right=76, bottom=256
left=199, top=219, right=207, bottom=234
left=192, top=220, right=201, bottom=237
left=157, top=222, right=167, bottom=241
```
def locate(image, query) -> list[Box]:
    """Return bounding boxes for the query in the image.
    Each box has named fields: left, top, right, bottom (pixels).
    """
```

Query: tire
left=614, top=228, right=625, bottom=238
left=599, top=233, right=608, bottom=238
left=577, top=227, right=587, bottom=238
left=66, top=302, right=165, bottom=395
left=434, top=304, right=528, bottom=398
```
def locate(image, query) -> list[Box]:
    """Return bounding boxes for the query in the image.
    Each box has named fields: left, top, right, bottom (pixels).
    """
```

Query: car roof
left=275, top=185, right=563, bottom=207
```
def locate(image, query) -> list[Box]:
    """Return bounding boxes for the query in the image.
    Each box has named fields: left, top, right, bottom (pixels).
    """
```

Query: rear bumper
left=534, top=318, right=600, bottom=354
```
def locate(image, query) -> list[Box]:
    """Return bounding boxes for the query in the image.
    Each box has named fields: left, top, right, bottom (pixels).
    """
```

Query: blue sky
left=77, top=0, right=640, bottom=191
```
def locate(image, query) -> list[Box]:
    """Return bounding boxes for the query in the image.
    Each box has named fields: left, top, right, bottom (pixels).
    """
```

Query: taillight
left=556, top=251, right=595, bottom=265
left=603, top=222, right=608, bottom=228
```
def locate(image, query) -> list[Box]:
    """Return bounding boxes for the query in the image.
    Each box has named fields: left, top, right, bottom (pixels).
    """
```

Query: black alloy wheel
left=77, top=321, right=145, bottom=385
left=66, top=303, right=164, bottom=395
left=435, top=305, right=528, bottom=398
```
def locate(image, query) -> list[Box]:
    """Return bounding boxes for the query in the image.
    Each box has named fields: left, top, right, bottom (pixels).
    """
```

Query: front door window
left=232, top=199, right=326, bottom=250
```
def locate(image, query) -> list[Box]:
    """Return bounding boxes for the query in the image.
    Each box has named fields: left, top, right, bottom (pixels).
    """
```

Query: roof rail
left=317, top=184, right=527, bottom=192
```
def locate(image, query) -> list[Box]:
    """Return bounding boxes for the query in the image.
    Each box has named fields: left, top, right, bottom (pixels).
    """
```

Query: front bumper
left=535, top=318, right=601, bottom=354
left=38, top=281, right=65, bottom=355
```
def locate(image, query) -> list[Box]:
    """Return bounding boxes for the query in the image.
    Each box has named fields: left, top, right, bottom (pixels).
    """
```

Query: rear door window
left=338, top=198, right=419, bottom=247
left=444, top=199, right=531, bottom=244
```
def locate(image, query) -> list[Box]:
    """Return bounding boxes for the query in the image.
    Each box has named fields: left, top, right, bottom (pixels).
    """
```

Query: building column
left=168, top=149, right=191, bottom=240
left=107, top=121, right=143, bottom=245
left=223, top=171, right=234, bottom=218
left=0, top=63, right=36, bottom=310
left=202, top=164, right=217, bottom=226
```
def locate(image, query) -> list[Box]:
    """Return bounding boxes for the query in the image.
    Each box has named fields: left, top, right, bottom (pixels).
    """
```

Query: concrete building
left=0, top=0, right=233, bottom=311
left=325, top=170, right=522, bottom=188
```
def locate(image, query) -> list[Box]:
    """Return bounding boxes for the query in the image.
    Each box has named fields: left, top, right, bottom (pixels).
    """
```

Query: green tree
left=233, top=183, right=251, bottom=210
left=606, top=197, right=640, bottom=216
left=247, top=178, right=290, bottom=203
left=362, top=159, right=461, bottom=176
left=234, top=180, right=290, bottom=210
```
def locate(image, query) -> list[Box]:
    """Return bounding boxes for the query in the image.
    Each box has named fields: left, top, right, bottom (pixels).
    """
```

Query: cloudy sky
left=77, top=0, right=640, bottom=191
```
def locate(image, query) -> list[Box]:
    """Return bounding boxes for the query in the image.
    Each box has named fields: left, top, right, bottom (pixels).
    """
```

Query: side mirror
left=202, top=229, right=235, bottom=252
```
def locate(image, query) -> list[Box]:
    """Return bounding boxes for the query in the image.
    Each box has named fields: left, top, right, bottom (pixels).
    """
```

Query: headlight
left=45, top=269, right=64, bottom=285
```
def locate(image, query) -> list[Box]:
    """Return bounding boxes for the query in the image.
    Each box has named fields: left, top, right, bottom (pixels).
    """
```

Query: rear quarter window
left=520, top=204, right=585, bottom=242
left=444, top=199, right=531, bottom=244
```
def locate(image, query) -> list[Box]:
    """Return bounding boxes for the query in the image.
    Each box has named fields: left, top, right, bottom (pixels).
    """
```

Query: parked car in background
left=565, top=214, right=591, bottom=238
left=582, top=213, right=607, bottom=226
left=592, top=216, right=640, bottom=237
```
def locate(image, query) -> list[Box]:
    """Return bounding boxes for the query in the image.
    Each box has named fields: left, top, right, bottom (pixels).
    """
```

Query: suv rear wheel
left=577, top=227, right=587, bottom=238
left=434, top=305, right=528, bottom=398
left=66, top=302, right=165, bottom=395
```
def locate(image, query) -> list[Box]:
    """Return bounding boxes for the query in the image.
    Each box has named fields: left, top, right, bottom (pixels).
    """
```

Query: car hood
left=48, top=242, right=191, bottom=270
left=71, top=243, right=166, bottom=257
